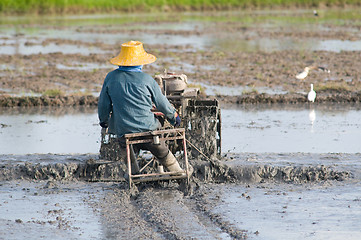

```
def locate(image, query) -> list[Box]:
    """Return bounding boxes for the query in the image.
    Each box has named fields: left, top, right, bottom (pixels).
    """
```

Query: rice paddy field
left=1, top=2, right=361, bottom=239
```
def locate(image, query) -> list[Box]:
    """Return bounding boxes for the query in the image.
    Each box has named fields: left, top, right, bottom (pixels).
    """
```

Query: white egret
left=308, top=84, right=316, bottom=102
left=296, top=67, right=310, bottom=80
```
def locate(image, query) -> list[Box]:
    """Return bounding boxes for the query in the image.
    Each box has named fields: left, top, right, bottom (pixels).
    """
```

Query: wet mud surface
left=3, top=49, right=361, bottom=97
left=1, top=10, right=361, bottom=106
left=0, top=153, right=360, bottom=239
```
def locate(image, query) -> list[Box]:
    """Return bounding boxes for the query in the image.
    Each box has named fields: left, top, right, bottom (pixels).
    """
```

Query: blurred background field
left=1, top=0, right=361, bottom=15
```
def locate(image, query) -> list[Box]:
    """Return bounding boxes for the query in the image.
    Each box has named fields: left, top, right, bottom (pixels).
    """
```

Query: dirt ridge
left=0, top=157, right=351, bottom=184
left=1, top=91, right=361, bottom=108
left=0, top=95, right=98, bottom=108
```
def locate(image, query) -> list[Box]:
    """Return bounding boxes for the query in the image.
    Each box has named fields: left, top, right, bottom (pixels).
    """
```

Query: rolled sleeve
left=150, top=81, right=176, bottom=124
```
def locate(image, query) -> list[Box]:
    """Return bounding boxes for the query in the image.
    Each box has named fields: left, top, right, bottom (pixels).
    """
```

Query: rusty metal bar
left=125, top=128, right=184, bottom=138
left=185, top=138, right=212, bottom=162
left=126, top=136, right=184, bottom=145
left=126, top=143, right=132, bottom=189
left=218, top=108, right=222, bottom=155
left=131, top=171, right=186, bottom=178
left=132, top=175, right=187, bottom=183
left=182, top=130, right=190, bottom=184
left=138, top=158, right=155, bottom=173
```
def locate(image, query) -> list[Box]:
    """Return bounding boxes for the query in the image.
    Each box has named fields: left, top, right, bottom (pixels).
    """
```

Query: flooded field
left=1, top=8, right=361, bottom=240
left=0, top=181, right=104, bottom=240
left=1, top=104, right=361, bottom=154
left=209, top=181, right=361, bottom=240
left=1, top=104, right=360, bottom=239
left=1, top=10, right=361, bottom=96
left=0, top=106, right=99, bottom=154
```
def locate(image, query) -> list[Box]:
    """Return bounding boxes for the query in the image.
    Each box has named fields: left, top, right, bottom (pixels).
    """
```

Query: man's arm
left=98, top=80, right=112, bottom=127
left=150, top=80, right=178, bottom=125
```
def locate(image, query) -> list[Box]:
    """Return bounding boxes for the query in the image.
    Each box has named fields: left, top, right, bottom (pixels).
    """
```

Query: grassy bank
left=1, top=0, right=360, bottom=15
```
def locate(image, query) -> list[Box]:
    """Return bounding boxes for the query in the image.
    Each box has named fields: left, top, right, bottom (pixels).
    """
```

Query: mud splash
left=0, top=154, right=351, bottom=184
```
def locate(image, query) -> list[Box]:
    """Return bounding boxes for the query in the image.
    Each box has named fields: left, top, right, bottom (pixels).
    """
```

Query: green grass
left=242, top=88, right=259, bottom=95
left=188, top=83, right=206, bottom=95
left=1, top=0, right=361, bottom=15
left=42, top=89, right=64, bottom=97
left=316, top=82, right=352, bottom=92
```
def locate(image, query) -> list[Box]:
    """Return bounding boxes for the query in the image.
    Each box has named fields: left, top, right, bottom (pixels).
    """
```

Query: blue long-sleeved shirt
left=98, top=69, right=176, bottom=137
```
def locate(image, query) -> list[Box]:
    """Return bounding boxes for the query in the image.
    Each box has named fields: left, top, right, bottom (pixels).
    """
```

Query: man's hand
left=174, top=113, right=181, bottom=127
left=100, top=122, right=108, bottom=128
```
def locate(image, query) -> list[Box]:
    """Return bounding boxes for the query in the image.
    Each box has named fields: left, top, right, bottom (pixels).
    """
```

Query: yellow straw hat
left=110, top=40, right=156, bottom=66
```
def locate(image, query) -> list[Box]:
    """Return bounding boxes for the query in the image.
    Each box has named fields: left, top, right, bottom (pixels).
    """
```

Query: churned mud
left=0, top=153, right=359, bottom=239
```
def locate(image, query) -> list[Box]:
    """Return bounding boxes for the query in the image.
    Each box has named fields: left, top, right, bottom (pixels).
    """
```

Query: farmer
left=98, top=40, right=183, bottom=174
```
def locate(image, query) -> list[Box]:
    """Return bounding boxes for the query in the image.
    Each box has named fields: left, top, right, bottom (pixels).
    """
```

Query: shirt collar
left=118, top=65, right=143, bottom=72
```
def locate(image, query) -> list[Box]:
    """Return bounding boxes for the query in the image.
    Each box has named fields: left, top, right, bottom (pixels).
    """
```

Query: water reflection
left=212, top=38, right=361, bottom=53
left=2, top=33, right=360, bottom=55
left=222, top=103, right=361, bottom=153
left=1, top=104, right=361, bottom=154
left=0, top=106, right=96, bottom=116
left=56, top=63, right=111, bottom=71
left=0, top=40, right=104, bottom=55
left=308, top=108, right=316, bottom=132
left=0, top=106, right=100, bottom=154
left=2, top=15, right=361, bottom=55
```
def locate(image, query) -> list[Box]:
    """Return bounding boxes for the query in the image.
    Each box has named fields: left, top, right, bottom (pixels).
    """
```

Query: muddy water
left=222, top=104, right=361, bottom=153
left=2, top=12, right=361, bottom=56
left=0, top=104, right=360, bottom=239
left=2, top=29, right=361, bottom=55
left=0, top=106, right=100, bottom=154
left=1, top=104, right=360, bottom=154
left=210, top=181, right=361, bottom=240
left=212, top=37, right=361, bottom=53
left=0, top=180, right=105, bottom=239
left=0, top=39, right=105, bottom=55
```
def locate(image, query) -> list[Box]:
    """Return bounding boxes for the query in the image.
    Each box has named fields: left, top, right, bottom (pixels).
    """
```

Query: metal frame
left=124, top=128, right=190, bottom=189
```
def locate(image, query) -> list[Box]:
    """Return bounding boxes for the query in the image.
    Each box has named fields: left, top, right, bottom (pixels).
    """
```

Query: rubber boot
left=160, top=151, right=185, bottom=175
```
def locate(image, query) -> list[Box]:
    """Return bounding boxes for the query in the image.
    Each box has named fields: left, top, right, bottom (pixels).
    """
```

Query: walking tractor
left=98, top=71, right=221, bottom=187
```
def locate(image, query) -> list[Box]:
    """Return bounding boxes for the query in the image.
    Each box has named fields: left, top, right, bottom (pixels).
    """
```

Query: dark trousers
left=119, top=137, right=169, bottom=160
left=133, top=141, right=169, bottom=160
